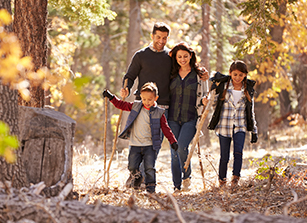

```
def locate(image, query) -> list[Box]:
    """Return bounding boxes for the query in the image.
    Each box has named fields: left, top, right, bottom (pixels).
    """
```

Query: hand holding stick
left=184, top=87, right=215, bottom=171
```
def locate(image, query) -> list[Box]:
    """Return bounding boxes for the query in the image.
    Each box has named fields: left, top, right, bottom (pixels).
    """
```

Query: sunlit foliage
left=49, top=0, right=116, bottom=28
left=0, top=122, right=18, bottom=163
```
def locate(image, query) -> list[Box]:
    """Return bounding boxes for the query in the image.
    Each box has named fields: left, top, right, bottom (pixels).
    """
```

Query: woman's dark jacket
left=207, top=72, right=256, bottom=131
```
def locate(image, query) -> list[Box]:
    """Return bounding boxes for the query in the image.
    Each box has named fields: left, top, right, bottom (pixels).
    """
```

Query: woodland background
left=48, top=0, right=307, bottom=151
left=0, top=0, right=306, bottom=222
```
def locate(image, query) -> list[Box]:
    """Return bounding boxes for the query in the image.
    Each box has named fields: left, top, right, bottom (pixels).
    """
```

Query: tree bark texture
left=18, top=106, right=76, bottom=190
left=0, top=84, right=28, bottom=188
left=0, top=188, right=305, bottom=223
left=13, top=0, right=48, bottom=108
left=0, top=0, right=28, bottom=190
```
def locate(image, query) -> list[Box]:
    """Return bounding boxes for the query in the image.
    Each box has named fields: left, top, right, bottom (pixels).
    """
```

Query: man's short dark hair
left=152, top=22, right=170, bottom=35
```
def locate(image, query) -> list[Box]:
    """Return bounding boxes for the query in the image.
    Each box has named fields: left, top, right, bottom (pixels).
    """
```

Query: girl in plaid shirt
left=207, top=60, right=258, bottom=188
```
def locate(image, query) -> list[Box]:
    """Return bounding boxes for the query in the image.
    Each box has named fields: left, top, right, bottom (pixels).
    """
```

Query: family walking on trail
left=103, top=22, right=258, bottom=194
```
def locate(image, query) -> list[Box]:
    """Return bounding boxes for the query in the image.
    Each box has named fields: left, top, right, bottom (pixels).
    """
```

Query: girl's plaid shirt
left=214, top=82, right=257, bottom=138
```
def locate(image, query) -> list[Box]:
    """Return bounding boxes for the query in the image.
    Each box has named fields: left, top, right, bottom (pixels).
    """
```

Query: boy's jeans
left=128, top=145, right=157, bottom=193
left=218, top=131, right=245, bottom=181
left=168, top=119, right=197, bottom=189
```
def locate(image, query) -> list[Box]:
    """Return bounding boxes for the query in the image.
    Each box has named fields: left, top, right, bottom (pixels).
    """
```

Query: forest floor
left=72, top=123, right=307, bottom=220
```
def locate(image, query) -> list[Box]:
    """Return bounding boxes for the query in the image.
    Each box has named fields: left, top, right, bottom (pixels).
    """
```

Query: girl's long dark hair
left=169, top=42, right=203, bottom=80
left=220, top=60, right=251, bottom=102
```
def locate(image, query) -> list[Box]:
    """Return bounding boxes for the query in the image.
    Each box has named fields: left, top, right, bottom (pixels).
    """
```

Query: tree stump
left=18, top=106, right=76, bottom=195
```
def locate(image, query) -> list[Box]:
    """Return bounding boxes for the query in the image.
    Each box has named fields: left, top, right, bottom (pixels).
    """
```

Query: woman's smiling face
left=176, top=49, right=191, bottom=68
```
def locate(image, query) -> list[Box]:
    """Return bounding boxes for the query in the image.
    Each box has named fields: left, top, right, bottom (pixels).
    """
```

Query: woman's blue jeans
left=218, top=131, right=245, bottom=181
left=168, top=119, right=197, bottom=189
left=128, top=145, right=157, bottom=193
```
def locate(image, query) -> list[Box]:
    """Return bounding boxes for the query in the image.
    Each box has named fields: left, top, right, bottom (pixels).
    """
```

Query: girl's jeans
left=128, top=145, right=157, bottom=193
left=168, top=119, right=197, bottom=189
left=218, top=131, right=246, bottom=181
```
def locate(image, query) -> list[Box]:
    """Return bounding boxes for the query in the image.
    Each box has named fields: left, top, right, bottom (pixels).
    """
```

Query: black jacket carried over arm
left=207, top=72, right=256, bottom=131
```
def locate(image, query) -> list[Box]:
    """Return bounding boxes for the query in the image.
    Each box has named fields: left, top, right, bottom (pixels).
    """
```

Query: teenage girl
left=207, top=60, right=258, bottom=188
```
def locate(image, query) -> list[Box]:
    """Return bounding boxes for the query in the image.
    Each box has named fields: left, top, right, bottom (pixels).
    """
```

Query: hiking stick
left=103, top=98, right=108, bottom=183
left=184, top=86, right=215, bottom=171
left=106, top=79, right=128, bottom=188
left=197, top=141, right=206, bottom=189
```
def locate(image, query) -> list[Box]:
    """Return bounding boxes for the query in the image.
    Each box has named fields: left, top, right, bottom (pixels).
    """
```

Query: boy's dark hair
left=152, top=22, right=170, bottom=35
left=140, top=82, right=158, bottom=96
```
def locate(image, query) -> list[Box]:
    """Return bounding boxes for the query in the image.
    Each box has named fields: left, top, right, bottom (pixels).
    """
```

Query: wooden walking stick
left=103, top=98, right=108, bottom=183
left=106, top=79, right=128, bottom=188
left=197, top=141, right=206, bottom=189
left=184, top=86, right=215, bottom=171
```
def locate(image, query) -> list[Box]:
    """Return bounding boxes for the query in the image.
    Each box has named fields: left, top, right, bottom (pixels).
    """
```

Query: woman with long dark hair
left=168, top=42, right=209, bottom=192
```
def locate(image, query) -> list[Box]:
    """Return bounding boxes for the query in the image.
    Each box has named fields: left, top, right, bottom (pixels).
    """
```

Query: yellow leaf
left=270, top=100, right=277, bottom=106
left=18, top=56, right=33, bottom=70
left=0, top=9, right=12, bottom=25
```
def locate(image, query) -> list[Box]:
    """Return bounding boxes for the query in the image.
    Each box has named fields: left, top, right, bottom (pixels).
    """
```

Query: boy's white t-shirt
left=129, top=106, right=153, bottom=147
left=232, top=90, right=242, bottom=106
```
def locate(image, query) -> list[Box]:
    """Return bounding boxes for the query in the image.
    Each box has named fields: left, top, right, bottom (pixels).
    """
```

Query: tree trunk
left=215, top=0, right=223, bottom=71
left=118, top=0, right=142, bottom=150
left=200, top=3, right=211, bottom=147
left=13, top=0, right=48, bottom=108
left=295, top=53, right=307, bottom=119
left=97, top=19, right=113, bottom=151
left=0, top=187, right=305, bottom=223
left=0, top=0, right=29, bottom=189
left=18, top=106, right=76, bottom=192
left=200, top=4, right=210, bottom=71
left=279, top=89, right=292, bottom=120
left=255, top=1, right=287, bottom=138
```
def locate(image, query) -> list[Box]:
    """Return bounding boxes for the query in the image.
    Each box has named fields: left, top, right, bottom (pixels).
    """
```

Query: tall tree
left=118, top=0, right=142, bottom=149
left=200, top=3, right=211, bottom=146
left=0, top=0, right=29, bottom=188
left=214, top=0, right=223, bottom=71
left=254, top=1, right=287, bottom=138
left=13, top=0, right=48, bottom=108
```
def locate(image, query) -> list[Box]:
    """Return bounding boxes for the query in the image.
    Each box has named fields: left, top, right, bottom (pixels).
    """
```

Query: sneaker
left=182, top=178, right=191, bottom=191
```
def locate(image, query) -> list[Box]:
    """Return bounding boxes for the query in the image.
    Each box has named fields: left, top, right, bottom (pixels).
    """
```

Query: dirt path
left=72, top=126, right=307, bottom=219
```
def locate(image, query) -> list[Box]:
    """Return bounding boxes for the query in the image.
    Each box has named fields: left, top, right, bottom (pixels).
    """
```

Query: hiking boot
left=173, top=187, right=181, bottom=195
left=182, top=178, right=191, bottom=191
left=231, top=175, right=240, bottom=188
left=125, top=175, right=133, bottom=188
left=219, top=179, right=226, bottom=188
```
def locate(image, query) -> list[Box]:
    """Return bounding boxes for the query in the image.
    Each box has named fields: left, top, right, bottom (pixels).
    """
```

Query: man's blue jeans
left=168, top=119, right=197, bottom=189
left=128, top=145, right=157, bottom=193
left=218, top=131, right=246, bottom=181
